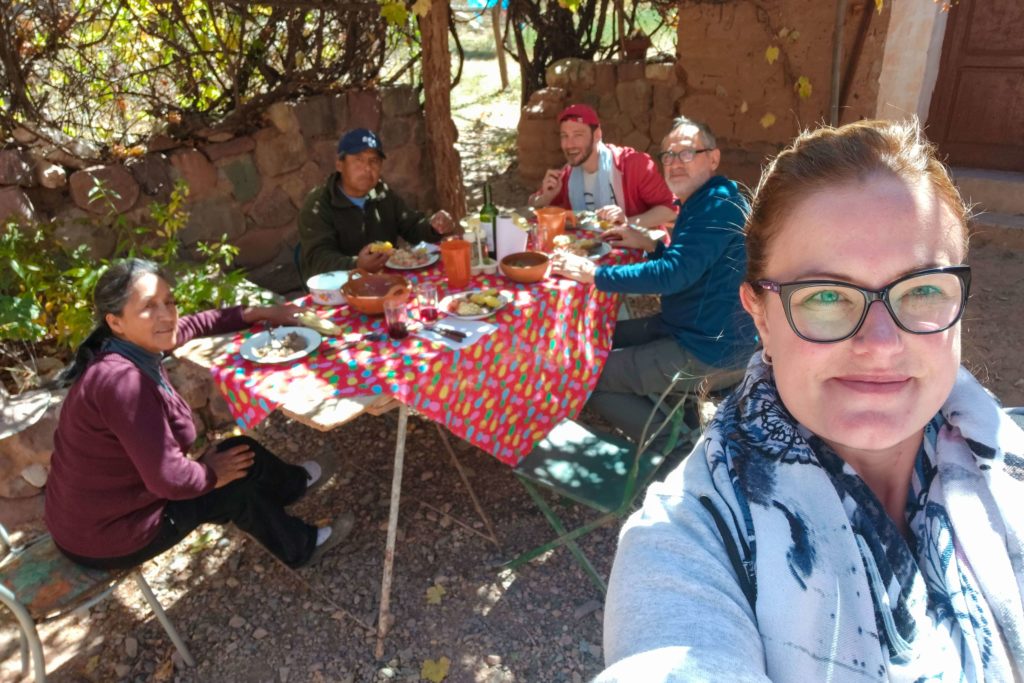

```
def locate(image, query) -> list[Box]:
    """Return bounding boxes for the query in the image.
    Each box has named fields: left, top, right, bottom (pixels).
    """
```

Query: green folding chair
left=504, top=377, right=699, bottom=593
left=0, top=523, right=194, bottom=682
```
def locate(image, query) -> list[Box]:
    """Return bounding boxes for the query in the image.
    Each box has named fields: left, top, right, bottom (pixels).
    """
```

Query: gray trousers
left=587, top=316, right=744, bottom=447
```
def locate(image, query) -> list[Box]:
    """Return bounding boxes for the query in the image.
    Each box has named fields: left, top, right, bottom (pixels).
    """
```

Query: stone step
left=952, top=167, right=1024, bottom=217
left=970, top=211, right=1024, bottom=251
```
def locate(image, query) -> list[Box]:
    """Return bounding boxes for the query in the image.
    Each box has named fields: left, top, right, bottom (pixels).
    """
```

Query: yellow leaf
left=421, top=656, right=451, bottom=682
left=153, top=657, right=175, bottom=682
left=760, top=112, right=777, bottom=129
left=425, top=583, right=446, bottom=605
left=795, top=76, right=813, bottom=99
left=875, top=0, right=884, bottom=13
left=411, top=0, right=431, bottom=17
left=740, top=100, right=749, bottom=114
left=765, top=45, right=780, bottom=65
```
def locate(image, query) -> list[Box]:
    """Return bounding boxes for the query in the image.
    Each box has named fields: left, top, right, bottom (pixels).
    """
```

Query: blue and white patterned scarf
left=704, top=355, right=1024, bottom=681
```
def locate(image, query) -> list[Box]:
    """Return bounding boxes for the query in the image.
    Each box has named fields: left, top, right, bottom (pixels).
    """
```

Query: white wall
left=875, top=0, right=950, bottom=122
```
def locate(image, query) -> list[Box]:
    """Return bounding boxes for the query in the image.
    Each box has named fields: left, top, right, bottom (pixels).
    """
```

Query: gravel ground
left=2, top=409, right=633, bottom=683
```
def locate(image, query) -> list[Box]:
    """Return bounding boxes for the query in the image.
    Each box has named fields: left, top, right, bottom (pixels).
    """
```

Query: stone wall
left=517, top=0, right=891, bottom=190
left=0, top=85, right=435, bottom=294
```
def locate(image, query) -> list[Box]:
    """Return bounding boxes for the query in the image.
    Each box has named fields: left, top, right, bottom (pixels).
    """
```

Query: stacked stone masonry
left=518, top=0, right=888, bottom=190
left=0, top=86, right=436, bottom=294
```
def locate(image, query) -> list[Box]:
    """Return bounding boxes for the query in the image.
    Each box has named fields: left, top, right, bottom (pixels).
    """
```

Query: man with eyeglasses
left=528, top=104, right=676, bottom=229
left=298, top=128, right=456, bottom=278
left=553, top=116, right=755, bottom=447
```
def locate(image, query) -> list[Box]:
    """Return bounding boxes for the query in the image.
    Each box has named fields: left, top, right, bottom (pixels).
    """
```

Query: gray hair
left=668, top=116, right=717, bottom=149
left=52, top=258, right=173, bottom=388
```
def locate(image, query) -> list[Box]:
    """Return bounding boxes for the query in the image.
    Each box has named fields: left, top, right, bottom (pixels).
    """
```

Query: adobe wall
left=0, top=86, right=435, bottom=294
left=517, top=0, right=891, bottom=191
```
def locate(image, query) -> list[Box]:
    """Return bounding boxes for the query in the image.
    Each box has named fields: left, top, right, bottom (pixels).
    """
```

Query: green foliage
left=1, top=1, right=395, bottom=146
left=0, top=181, right=265, bottom=353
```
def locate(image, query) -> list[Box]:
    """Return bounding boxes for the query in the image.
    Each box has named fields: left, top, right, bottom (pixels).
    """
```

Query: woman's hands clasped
left=201, top=442, right=255, bottom=488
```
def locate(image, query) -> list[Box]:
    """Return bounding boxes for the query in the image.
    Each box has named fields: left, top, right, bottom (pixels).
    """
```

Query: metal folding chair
left=0, top=523, right=194, bottom=682
left=504, top=375, right=701, bottom=593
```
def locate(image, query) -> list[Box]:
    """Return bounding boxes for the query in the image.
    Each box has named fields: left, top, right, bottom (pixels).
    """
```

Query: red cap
left=558, top=104, right=600, bottom=127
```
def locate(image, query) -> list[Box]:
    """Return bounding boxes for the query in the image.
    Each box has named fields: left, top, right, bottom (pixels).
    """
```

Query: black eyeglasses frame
left=657, top=148, right=714, bottom=165
left=753, top=265, right=972, bottom=343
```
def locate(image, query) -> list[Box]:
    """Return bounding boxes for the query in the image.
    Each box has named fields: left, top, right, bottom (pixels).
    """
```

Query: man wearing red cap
left=528, top=104, right=676, bottom=229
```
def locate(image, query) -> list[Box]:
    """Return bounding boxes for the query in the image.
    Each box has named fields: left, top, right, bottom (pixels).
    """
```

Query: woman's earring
left=761, top=348, right=773, bottom=366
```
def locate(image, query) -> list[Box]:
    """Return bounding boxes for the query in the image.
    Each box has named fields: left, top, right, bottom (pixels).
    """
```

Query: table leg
left=375, top=403, right=408, bottom=660
left=434, top=424, right=500, bottom=547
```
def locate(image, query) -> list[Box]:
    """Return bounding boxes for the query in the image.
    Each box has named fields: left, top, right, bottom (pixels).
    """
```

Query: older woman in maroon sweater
left=45, top=259, right=351, bottom=569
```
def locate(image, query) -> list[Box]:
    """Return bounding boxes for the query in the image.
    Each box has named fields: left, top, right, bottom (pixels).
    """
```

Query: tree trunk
left=419, top=0, right=466, bottom=219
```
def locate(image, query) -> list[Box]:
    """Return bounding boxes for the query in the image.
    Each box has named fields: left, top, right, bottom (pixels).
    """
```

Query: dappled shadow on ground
left=2, top=411, right=624, bottom=682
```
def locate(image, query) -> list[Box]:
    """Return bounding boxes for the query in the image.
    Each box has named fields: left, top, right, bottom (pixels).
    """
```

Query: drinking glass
left=383, top=297, right=410, bottom=340
left=417, top=283, right=440, bottom=326
left=439, top=239, right=471, bottom=289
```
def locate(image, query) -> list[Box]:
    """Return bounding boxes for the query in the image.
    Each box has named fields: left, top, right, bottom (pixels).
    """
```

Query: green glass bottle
left=479, top=183, right=497, bottom=259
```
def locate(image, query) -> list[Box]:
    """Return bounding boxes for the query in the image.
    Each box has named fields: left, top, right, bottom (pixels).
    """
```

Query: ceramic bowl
left=306, top=270, right=350, bottom=306
left=499, top=251, right=550, bottom=284
left=341, top=270, right=410, bottom=315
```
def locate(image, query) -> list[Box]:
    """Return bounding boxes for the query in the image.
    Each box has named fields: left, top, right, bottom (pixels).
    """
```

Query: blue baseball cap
left=337, top=128, right=385, bottom=158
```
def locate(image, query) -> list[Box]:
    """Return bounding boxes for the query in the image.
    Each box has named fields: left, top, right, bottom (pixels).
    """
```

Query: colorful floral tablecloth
left=209, top=259, right=628, bottom=467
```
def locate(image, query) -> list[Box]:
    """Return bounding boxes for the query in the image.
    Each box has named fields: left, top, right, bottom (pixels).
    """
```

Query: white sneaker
left=301, top=460, right=322, bottom=487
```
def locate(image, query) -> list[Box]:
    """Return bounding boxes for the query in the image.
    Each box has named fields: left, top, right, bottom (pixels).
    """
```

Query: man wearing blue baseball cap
left=298, top=128, right=456, bottom=276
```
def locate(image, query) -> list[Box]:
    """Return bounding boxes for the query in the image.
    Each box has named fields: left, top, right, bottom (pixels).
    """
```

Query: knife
left=432, top=326, right=468, bottom=342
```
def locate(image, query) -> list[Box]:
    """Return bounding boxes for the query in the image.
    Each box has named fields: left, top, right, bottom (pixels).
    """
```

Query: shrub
left=0, top=181, right=271, bottom=355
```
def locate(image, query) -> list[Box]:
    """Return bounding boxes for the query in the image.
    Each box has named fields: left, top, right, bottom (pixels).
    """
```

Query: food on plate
left=447, top=288, right=504, bottom=316
left=553, top=236, right=603, bottom=257
left=295, top=310, right=342, bottom=336
left=387, top=246, right=432, bottom=268
left=251, top=331, right=308, bottom=360
left=369, top=241, right=394, bottom=254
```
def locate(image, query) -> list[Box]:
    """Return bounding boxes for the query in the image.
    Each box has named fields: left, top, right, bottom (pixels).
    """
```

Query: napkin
left=414, top=318, right=498, bottom=351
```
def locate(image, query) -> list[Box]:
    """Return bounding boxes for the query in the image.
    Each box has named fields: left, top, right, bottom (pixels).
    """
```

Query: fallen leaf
left=421, top=656, right=451, bottom=682
left=411, top=0, right=431, bottom=16
left=789, top=30, right=800, bottom=42
left=760, top=112, right=777, bottom=129
left=875, top=0, right=884, bottom=13
left=426, top=582, right=446, bottom=605
left=153, top=657, right=175, bottom=682
left=84, top=655, right=100, bottom=674
left=765, top=45, right=780, bottom=65
left=740, top=100, right=749, bottom=113
left=778, top=26, right=789, bottom=39
left=795, top=76, right=813, bottom=99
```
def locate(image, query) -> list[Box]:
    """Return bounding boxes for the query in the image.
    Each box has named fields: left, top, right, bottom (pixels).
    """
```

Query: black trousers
left=61, top=436, right=317, bottom=569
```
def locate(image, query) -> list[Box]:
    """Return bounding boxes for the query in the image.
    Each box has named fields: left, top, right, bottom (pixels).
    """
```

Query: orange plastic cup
left=439, top=239, right=471, bottom=289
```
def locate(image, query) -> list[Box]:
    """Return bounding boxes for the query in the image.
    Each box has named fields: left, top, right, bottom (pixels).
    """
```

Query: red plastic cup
left=439, top=239, right=471, bottom=289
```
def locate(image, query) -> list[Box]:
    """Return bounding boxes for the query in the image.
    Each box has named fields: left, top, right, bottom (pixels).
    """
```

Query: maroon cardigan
left=45, top=307, right=247, bottom=558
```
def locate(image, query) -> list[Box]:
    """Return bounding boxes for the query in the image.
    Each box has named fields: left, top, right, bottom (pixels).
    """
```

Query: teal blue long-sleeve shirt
left=593, top=175, right=755, bottom=367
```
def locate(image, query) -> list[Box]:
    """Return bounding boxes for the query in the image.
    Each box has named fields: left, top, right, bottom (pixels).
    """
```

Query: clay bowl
left=341, top=269, right=410, bottom=315
left=500, top=251, right=551, bottom=284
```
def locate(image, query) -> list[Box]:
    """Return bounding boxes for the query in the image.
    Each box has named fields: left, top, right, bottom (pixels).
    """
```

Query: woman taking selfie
left=598, top=119, right=1024, bottom=681
left=45, top=259, right=351, bottom=570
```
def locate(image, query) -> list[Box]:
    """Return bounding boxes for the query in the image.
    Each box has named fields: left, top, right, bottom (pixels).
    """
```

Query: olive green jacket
left=298, top=172, right=439, bottom=277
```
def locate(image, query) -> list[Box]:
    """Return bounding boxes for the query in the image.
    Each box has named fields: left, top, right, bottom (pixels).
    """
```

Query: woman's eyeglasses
left=753, top=266, right=971, bottom=343
left=657, top=148, right=714, bottom=165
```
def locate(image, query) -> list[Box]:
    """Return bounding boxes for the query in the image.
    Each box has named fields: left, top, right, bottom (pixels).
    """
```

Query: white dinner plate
left=240, top=326, right=322, bottom=364
left=386, top=249, right=441, bottom=270
left=584, top=240, right=612, bottom=260
left=439, top=290, right=511, bottom=320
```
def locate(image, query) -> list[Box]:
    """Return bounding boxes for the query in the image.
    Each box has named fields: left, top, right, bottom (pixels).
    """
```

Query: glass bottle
left=479, top=183, right=497, bottom=259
